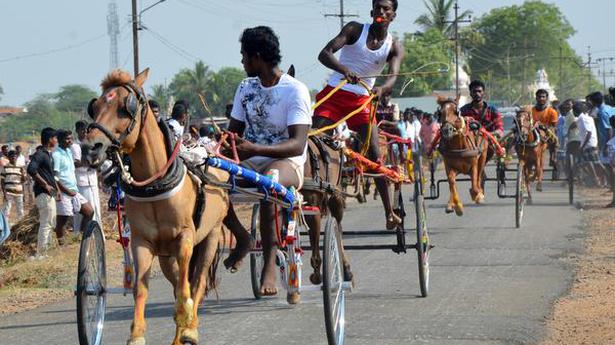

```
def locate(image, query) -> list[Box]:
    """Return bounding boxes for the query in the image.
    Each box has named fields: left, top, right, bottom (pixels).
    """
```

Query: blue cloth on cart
left=206, top=157, right=295, bottom=207
left=0, top=210, right=10, bottom=246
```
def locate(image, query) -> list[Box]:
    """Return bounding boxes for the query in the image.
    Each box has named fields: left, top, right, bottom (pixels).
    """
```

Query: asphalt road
left=0, top=168, right=583, bottom=345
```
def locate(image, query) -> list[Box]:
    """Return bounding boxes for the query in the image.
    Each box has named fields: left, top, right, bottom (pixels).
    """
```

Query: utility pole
left=324, top=0, right=358, bottom=31
left=559, top=45, right=563, bottom=95
left=444, top=1, right=471, bottom=97
left=587, top=46, right=592, bottom=94
left=131, top=0, right=139, bottom=77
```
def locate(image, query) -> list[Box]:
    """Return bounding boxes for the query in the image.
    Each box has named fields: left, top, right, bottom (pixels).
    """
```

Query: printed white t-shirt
left=231, top=73, right=312, bottom=166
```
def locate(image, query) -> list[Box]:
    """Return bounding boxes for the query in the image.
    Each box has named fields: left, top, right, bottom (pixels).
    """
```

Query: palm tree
left=414, top=0, right=472, bottom=36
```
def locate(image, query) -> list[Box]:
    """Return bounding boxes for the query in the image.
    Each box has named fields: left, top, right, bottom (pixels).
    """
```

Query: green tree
left=391, top=29, right=453, bottom=97
left=149, top=83, right=171, bottom=114
left=168, top=61, right=213, bottom=118
left=0, top=84, right=3, bottom=104
left=466, top=1, right=597, bottom=104
left=414, top=0, right=472, bottom=36
left=205, top=67, right=245, bottom=115
left=54, top=84, right=97, bottom=113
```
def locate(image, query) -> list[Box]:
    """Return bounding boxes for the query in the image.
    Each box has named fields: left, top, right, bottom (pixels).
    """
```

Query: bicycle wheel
left=322, top=216, right=346, bottom=345
left=414, top=157, right=430, bottom=297
left=249, top=204, right=263, bottom=300
left=76, top=221, right=107, bottom=345
left=515, top=163, right=524, bottom=229
left=567, top=153, right=574, bottom=205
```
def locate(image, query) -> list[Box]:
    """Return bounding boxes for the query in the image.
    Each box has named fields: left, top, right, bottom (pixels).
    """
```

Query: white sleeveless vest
left=328, top=23, right=393, bottom=96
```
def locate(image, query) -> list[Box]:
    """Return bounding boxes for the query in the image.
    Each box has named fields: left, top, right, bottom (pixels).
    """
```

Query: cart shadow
left=102, top=298, right=295, bottom=322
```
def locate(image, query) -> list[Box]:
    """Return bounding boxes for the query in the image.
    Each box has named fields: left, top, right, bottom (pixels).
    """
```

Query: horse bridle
left=86, top=81, right=148, bottom=148
left=437, top=100, right=465, bottom=137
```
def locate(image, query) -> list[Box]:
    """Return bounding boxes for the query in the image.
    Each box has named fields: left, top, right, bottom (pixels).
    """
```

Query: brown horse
left=437, top=96, right=489, bottom=216
left=302, top=136, right=353, bottom=285
left=85, top=69, right=228, bottom=345
left=513, top=108, right=547, bottom=202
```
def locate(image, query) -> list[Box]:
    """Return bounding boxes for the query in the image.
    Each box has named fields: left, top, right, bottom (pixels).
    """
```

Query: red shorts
left=313, top=85, right=374, bottom=131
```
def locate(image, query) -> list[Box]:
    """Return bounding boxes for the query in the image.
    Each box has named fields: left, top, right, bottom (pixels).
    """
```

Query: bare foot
left=258, top=261, right=278, bottom=296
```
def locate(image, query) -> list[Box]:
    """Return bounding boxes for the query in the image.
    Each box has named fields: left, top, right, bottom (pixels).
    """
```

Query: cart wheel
left=249, top=204, right=263, bottom=300
left=515, top=163, right=525, bottom=229
left=414, top=162, right=430, bottom=297
left=567, top=153, right=574, bottom=205
left=76, top=221, right=107, bottom=345
left=322, top=216, right=346, bottom=345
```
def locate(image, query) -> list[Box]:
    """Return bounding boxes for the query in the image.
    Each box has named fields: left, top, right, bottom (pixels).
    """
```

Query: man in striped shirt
left=1, top=150, right=26, bottom=221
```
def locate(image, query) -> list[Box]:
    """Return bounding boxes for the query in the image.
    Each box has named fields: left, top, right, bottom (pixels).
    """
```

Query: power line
left=0, top=34, right=106, bottom=63
left=324, top=0, right=359, bottom=31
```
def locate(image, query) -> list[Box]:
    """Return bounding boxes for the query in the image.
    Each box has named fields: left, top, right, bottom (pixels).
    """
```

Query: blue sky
left=1, top=0, right=614, bottom=106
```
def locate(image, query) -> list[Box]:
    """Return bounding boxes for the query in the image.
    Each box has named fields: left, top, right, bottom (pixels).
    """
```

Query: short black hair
left=240, top=26, right=282, bottom=66
left=41, top=127, right=57, bottom=145
left=57, top=129, right=72, bottom=142
left=75, top=120, right=88, bottom=132
left=148, top=99, right=160, bottom=110
left=536, top=89, right=549, bottom=97
left=373, top=0, right=398, bottom=11
left=469, top=80, right=485, bottom=91
left=174, top=99, right=189, bottom=111
left=171, top=103, right=187, bottom=120
left=588, top=91, right=604, bottom=105
left=1, top=145, right=8, bottom=151
left=199, top=126, right=208, bottom=137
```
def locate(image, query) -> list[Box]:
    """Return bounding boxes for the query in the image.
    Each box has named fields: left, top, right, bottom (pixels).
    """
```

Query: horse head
left=436, top=95, right=463, bottom=140
left=515, top=106, right=535, bottom=144
left=83, top=69, right=151, bottom=167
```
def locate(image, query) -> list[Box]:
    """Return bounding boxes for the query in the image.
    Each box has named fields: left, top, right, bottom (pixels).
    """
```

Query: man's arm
left=237, top=124, right=310, bottom=160
left=375, top=38, right=405, bottom=97
left=492, top=107, right=505, bottom=137
left=318, top=22, right=364, bottom=83
left=55, top=178, right=75, bottom=196
left=581, top=131, right=591, bottom=150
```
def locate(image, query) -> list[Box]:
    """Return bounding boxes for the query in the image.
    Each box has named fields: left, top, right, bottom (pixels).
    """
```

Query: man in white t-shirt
left=572, top=101, right=605, bottom=186
left=71, top=121, right=102, bottom=230
left=167, top=100, right=189, bottom=141
left=221, top=26, right=312, bottom=300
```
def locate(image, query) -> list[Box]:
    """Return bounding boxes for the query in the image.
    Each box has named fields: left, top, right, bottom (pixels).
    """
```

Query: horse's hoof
left=343, top=265, right=354, bottom=282
left=180, top=328, right=198, bottom=345
left=309, top=272, right=322, bottom=285
left=127, top=337, right=146, bottom=345
left=445, top=207, right=454, bottom=214
left=454, top=206, right=464, bottom=216
left=475, top=193, right=485, bottom=204
left=174, top=298, right=194, bottom=328
left=287, top=292, right=301, bottom=305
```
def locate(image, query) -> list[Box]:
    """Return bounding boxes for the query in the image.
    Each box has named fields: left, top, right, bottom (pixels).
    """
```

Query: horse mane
left=101, top=69, right=133, bottom=91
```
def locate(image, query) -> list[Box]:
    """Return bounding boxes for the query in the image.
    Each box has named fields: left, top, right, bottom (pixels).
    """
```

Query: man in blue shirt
left=52, top=130, right=93, bottom=244
left=588, top=91, right=615, bottom=156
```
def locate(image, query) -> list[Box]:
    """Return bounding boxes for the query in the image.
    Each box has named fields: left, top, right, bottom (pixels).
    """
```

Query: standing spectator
left=72, top=121, right=102, bottom=229
left=404, top=109, right=421, bottom=152
left=14, top=145, right=26, bottom=167
left=52, top=130, right=93, bottom=244
left=420, top=113, right=440, bottom=154
left=605, top=87, right=615, bottom=107
left=148, top=99, right=161, bottom=121
left=0, top=145, right=9, bottom=168
left=2, top=150, right=26, bottom=221
left=604, top=115, right=615, bottom=207
left=573, top=101, right=605, bottom=186
left=167, top=101, right=189, bottom=140
left=565, top=100, right=581, bottom=162
left=587, top=91, right=615, bottom=157
left=27, top=128, right=59, bottom=258
left=198, top=126, right=217, bottom=151
left=557, top=100, right=573, bottom=148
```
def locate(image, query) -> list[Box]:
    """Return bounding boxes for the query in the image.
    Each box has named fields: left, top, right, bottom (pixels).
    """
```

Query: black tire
left=322, top=216, right=346, bottom=345
left=414, top=157, right=430, bottom=297
left=567, top=153, right=574, bottom=205
left=76, top=221, right=107, bottom=345
left=249, top=204, right=263, bottom=300
left=515, top=163, right=524, bottom=229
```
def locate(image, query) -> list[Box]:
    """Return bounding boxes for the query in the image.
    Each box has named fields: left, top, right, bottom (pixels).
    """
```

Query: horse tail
left=188, top=226, right=224, bottom=300
left=206, top=227, right=224, bottom=299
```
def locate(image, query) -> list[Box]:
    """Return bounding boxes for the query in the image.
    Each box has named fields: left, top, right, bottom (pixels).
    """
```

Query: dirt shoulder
left=540, top=188, right=615, bottom=345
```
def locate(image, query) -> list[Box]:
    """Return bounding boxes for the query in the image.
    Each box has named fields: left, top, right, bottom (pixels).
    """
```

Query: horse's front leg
left=174, top=230, right=195, bottom=330
left=524, top=161, right=533, bottom=204
left=469, top=158, right=484, bottom=204
left=445, top=166, right=463, bottom=216
left=536, top=150, right=544, bottom=192
left=329, top=194, right=352, bottom=282
left=127, top=242, right=155, bottom=345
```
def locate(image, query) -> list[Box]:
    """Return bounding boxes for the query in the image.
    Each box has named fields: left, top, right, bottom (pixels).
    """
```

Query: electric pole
left=587, top=46, right=592, bottom=94
left=444, top=1, right=471, bottom=97
left=132, top=0, right=139, bottom=77
left=325, top=0, right=358, bottom=31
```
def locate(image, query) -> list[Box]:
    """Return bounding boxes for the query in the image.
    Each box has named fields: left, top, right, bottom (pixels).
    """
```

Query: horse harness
left=302, top=135, right=344, bottom=195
